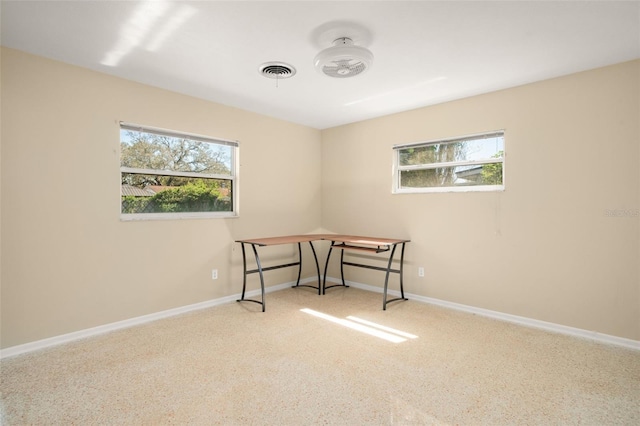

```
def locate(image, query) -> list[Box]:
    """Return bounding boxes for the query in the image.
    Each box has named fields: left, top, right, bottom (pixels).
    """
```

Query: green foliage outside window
left=481, top=151, right=504, bottom=185
left=122, top=181, right=231, bottom=214
left=120, top=127, right=235, bottom=215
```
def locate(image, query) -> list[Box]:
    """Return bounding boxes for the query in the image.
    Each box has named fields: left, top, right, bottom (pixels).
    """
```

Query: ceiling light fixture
left=314, top=37, right=373, bottom=78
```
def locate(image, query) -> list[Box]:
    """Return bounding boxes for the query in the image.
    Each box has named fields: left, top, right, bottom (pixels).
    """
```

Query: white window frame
left=392, top=131, right=505, bottom=194
left=119, top=122, right=239, bottom=220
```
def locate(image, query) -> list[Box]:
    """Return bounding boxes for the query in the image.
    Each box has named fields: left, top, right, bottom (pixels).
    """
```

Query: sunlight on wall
left=300, top=308, right=418, bottom=343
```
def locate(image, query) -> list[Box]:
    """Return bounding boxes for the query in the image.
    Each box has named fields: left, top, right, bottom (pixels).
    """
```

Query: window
left=393, top=131, right=504, bottom=193
left=120, top=123, right=238, bottom=219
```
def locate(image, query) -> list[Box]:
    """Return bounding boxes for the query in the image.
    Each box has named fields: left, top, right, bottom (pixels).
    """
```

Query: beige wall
left=2, top=47, right=638, bottom=348
left=322, top=60, right=640, bottom=340
left=0, top=44, right=3, bottom=345
left=0, top=48, right=322, bottom=348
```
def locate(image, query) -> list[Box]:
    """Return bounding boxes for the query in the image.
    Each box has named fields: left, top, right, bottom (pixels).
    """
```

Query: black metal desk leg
left=251, top=244, right=266, bottom=312
left=382, top=243, right=409, bottom=310
left=383, top=244, right=398, bottom=310
left=309, top=241, right=322, bottom=295
left=340, top=249, right=346, bottom=286
left=291, top=242, right=322, bottom=294
left=398, top=242, right=406, bottom=299
left=322, top=245, right=333, bottom=295
left=323, top=242, right=350, bottom=294
left=236, top=243, right=266, bottom=312
left=239, top=243, right=248, bottom=300
left=293, top=243, right=303, bottom=286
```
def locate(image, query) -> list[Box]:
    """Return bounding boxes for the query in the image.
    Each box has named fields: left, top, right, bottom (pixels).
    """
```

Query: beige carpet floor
left=1, top=287, right=639, bottom=425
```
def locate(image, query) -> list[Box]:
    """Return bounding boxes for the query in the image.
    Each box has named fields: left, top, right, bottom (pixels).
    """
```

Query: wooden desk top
left=236, top=234, right=409, bottom=247
left=235, top=234, right=320, bottom=246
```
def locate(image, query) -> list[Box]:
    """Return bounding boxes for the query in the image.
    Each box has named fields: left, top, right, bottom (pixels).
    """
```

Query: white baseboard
left=2, top=276, right=638, bottom=359
left=0, top=278, right=304, bottom=359
left=332, top=277, right=640, bottom=351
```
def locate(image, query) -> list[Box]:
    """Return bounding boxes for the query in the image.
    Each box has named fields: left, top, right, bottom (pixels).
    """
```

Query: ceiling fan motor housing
left=314, top=37, right=373, bottom=78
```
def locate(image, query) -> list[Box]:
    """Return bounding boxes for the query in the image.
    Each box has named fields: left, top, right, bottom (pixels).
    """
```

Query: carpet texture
left=1, top=287, right=639, bottom=424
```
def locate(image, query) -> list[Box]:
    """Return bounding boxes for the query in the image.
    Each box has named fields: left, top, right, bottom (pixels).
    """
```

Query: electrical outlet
left=212, top=269, right=218, bottom=280
left=418, top=267, right=424, bottom=277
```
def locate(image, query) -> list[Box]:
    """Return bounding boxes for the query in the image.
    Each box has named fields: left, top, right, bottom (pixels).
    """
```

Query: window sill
left=120, top=212, right=238, bottom=221
left=393, top=185, right=505, bottom=194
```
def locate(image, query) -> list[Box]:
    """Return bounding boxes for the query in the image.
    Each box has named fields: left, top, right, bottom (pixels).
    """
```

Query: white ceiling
left=2, top=1, right=639, bottom=129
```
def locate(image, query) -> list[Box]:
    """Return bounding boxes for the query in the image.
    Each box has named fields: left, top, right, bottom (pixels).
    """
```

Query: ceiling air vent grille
left=259, top=62, right=296, bottom=79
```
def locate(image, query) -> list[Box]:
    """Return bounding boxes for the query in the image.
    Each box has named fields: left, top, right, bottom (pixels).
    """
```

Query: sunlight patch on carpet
left=300, top=308, right=417, bottom=343
left=347, top=316, right=418, bottom=339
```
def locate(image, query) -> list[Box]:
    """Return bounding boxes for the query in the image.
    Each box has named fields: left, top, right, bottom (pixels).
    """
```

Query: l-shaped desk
left=235, top=234, right=410, bottom=312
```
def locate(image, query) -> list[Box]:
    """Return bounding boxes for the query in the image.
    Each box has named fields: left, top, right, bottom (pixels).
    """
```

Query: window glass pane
left=121, top=174, right=232, bottom=213
left=399, top=142, right=464, bottom=166
left=400, top=163, right=503, bottom=188
left=460, top=136, right=504, bottom=162
left=120, top=129, right=232, bottom=175
left=399, top=135, right=504, bottom=166
left=119, top=125, right=238, bottom=217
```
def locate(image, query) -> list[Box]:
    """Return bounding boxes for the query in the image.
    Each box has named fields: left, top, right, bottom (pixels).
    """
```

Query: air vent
left=259, top=62, right=296, bottom=79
